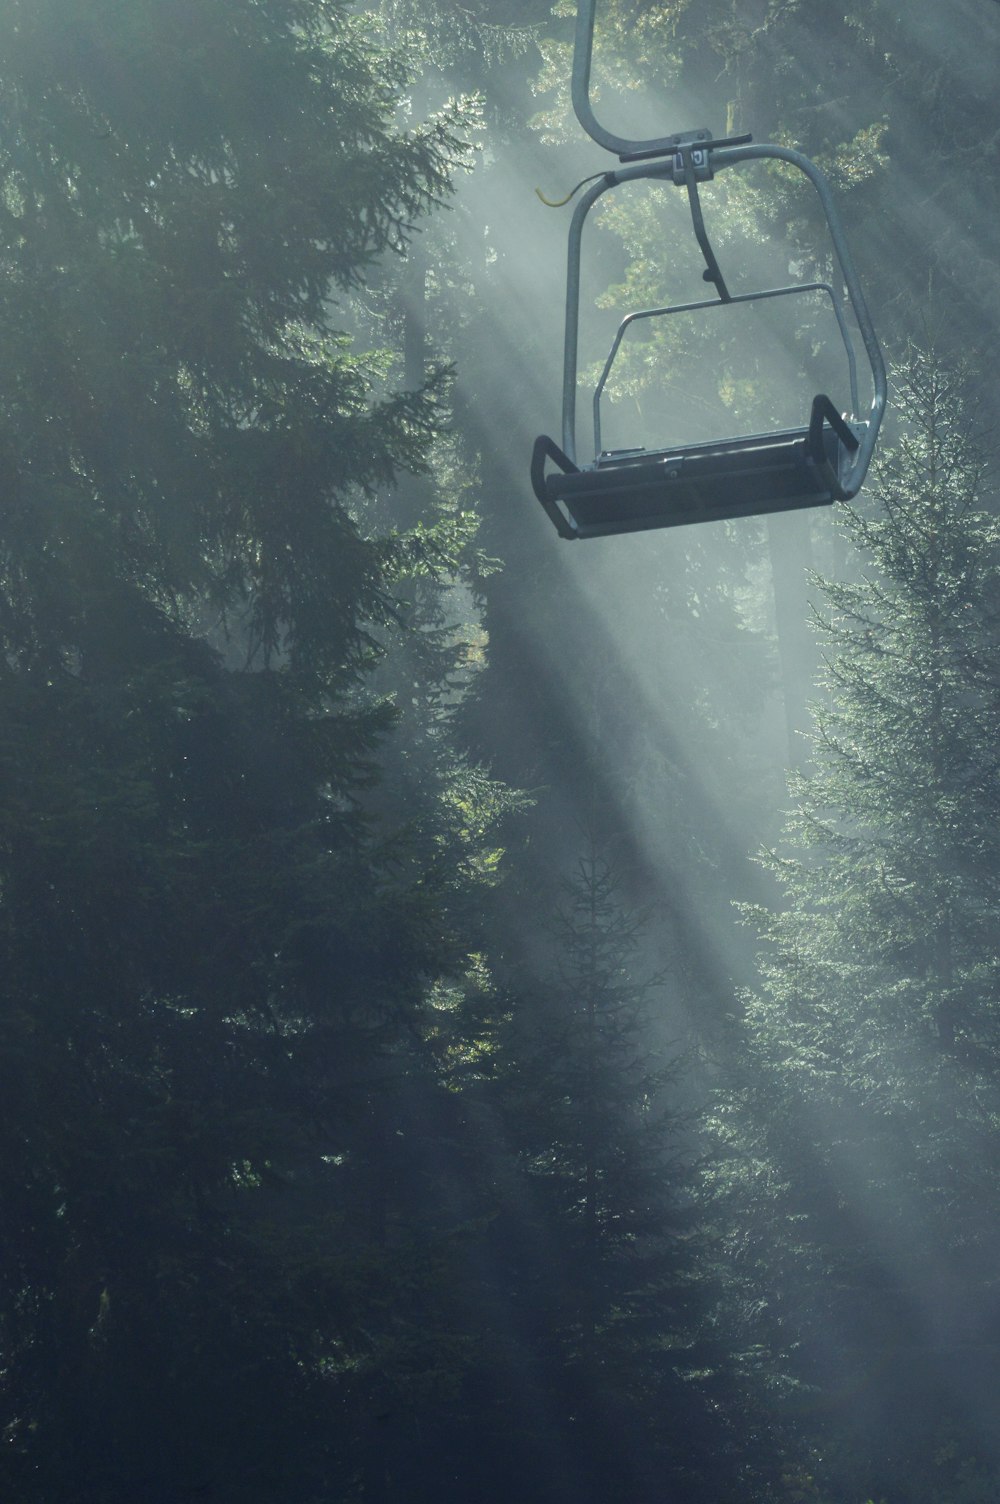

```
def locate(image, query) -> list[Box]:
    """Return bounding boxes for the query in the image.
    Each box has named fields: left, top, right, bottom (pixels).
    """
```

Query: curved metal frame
left=555, top=0, right=887, bottom=502
left=571, top=0, right=703, bottom=158
left=592, top=280, right=860, bottom=458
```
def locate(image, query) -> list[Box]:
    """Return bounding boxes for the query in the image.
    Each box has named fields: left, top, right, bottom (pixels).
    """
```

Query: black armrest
left=809, top=393, right=859, bottom=459
left=531, top=435, right=580, bottom=539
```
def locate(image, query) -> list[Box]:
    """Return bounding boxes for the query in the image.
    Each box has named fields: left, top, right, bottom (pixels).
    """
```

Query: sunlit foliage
left=708, top=348, right=1000, bottom=1497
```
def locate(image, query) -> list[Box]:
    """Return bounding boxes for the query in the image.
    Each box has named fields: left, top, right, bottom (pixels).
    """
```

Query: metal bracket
left=672, top=141, right=713, bottom=182
left=621, top=131, right=754, bottom=167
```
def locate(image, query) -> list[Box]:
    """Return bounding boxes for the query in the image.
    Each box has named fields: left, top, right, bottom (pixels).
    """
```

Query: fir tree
left=707, top=346, right=1000, bottom=1496
left=480, top=842, right=735, bottom=1503
left=0, top=5, right=494, bottom=1501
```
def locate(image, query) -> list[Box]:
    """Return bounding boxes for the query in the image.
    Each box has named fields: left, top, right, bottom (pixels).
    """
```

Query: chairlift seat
left=532, top=395, right=863, bottom=540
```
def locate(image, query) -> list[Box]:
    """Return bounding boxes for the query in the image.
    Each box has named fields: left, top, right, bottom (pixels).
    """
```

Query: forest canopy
left=1, top=2, right=999, bottom=1502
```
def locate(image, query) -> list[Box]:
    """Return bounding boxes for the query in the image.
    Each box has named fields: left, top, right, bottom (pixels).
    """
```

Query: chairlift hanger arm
left=565, top=0, right=885, bottom=464
left=571, top=0, right=697, bottom=158
left=531, top=0, right=887, bottom=537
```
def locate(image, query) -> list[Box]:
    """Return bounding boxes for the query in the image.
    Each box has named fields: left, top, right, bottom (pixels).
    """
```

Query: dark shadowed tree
left=465, top=841, right=752, bottom=1503
left=0, top=4, right=501, bottom=1501
left=705, top=346, right=1000, bottom=1501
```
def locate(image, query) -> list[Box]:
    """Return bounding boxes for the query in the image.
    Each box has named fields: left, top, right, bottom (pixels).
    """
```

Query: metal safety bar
left=592, top=280, right=861, bottom=457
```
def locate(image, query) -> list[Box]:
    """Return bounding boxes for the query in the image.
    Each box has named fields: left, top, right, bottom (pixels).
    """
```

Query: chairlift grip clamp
left=672, top=145, right=713, bottom=184
left=618, top=131, right=754, bottom=167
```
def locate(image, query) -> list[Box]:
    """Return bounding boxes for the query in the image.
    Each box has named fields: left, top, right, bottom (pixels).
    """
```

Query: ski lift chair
left=530, top=0, right=886, bottom=540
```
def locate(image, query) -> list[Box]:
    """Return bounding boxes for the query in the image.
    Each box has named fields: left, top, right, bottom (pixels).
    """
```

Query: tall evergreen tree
left=0, top=5, right=500, bottom=1501
left=706, top=346, right=1000, bottom=1499
left=478, top=843, right=744, bottom=1503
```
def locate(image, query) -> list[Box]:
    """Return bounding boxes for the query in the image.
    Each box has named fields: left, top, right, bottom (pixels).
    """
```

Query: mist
left=2, top=1, right=999, bottom=1501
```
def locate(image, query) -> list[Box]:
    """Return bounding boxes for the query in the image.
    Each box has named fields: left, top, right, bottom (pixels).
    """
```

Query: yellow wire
left=535, top=185, right=576, bottom=208
left=534, top=170, right=608, bottom=209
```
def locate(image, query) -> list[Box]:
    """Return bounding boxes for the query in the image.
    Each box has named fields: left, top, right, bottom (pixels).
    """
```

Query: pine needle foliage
left=0, top=6, right=495, bottom=1501
left=707, top=345, right=1000, bottom=1493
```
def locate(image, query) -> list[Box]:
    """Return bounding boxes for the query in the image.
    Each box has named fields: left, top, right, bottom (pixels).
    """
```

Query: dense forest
left=1, top=2, right=999, bottom=1500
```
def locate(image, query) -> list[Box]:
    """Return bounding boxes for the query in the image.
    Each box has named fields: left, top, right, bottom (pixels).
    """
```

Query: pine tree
left=0, top=5, right=492, bottom=1501
left=706, top=346, right=1000, bottom=1496
left=477, top=842, right=737, bottom=1503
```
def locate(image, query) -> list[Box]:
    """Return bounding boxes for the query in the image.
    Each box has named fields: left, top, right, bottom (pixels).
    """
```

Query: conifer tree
left=0, top=5, right=496, bottom=1500
left=707, top=346, right=1000, bottom=1496
left=480, top=843, right=739, bottom=1503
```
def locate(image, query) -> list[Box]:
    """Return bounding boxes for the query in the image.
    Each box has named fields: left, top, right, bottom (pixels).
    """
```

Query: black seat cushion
left=545, top=426, right=838, bottom=537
